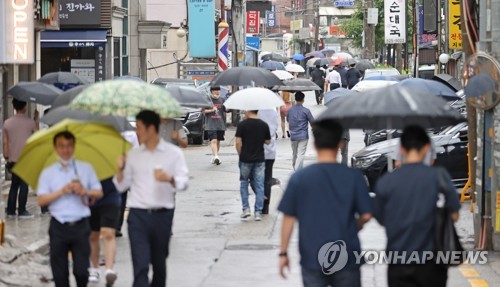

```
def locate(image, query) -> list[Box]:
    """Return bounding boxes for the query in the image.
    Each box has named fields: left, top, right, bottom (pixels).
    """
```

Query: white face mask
left=211, top=93, right=220, bottom=100
left=58, top=155, right=75, bottom=166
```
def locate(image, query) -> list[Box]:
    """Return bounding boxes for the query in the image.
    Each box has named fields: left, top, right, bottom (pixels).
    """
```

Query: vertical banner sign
left=266, top=6, right=276, bottom=28
left=384, top=0, right=406, bottom=44
left=448, top=0, right=462, bottom=49
left=0, top=0, right=35, bottom=64
left=188, top=0, right=216, bottom=58
left=246, top=11, right=260, bottom=34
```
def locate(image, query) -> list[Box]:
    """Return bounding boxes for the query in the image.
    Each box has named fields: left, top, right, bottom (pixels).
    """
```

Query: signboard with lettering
left=290, top=20, right=303, bottom=32
left=59, top=0, right=100, bottom=27
left=334, top=1, right=354, bottom=7
left=246, top=11, right=260, bottom=34
left=448, top=0, right=462, bottom=49
left=384, top=0, right=406, bottom=44
left=246, top=36, right=261, bottom=50
left=0, top=0, right=35, bottom=64
left=95, top=46, right=105, bottom=82
left=188, top=0, right=216, bottom=58
left=266, top=10, right=276, bottom=28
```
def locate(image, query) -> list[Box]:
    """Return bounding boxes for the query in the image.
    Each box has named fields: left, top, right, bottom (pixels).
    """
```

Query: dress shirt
left=37, top=160, right=102, bottom=223
left=113, top=139, right=189, bottom=209
left=326, top=70, right=342, bottom=86
left=258, top=109, right=280, bottom=160
left=286, top=104, right=315, bottom=141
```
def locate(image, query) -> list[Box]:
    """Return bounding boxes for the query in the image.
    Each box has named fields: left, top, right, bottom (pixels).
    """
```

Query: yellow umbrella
left=13, top=119, right=131, bottom=190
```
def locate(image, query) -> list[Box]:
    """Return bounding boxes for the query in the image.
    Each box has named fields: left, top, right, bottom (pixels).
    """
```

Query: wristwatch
left=279, top=252, right=288, bottom=257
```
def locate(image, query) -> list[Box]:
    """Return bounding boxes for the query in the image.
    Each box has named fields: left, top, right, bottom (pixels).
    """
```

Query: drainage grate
left=225, top=244, right=279, bottom=251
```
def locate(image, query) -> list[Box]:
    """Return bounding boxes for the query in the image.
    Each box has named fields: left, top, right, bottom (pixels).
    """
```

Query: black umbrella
left=7, top=82, right=62, bottom=105
left=355, top=60, right=375, bottom=71
left=432, top=74, right=463, bottom=92
left=314, top=58, right=333, bottom=66
left=316, top=85, right=465, bottom=130
left=261, top=53, right=289, bottom=63
left=210, top=67, right=283, bottom=87
left=324, top=88, right=357, bottom=105
left=398, top=78, right=461, bottom=101
left=41, top=106, right=134, bottom=132
left=260, top=60, right=286, bottom=71
left=38, top=72, right=88, bottom=85
left=50, top=85, right=88, bottom=108
left=165, top=86, right=213, bottom=109
left=278, top=78, right=321, bottom=92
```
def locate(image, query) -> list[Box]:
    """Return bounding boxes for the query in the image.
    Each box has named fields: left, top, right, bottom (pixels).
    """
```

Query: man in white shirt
left=324, top=68, right=342, bottom=92
left=114, top=110, right=189, bottom=287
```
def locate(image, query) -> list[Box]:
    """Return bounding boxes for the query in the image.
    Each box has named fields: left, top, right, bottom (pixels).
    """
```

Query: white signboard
left=0, top=0, right=35, bottom=64
left=367, top=8, right=379, bottom=25
left=384, top=0, right=406, bottom=44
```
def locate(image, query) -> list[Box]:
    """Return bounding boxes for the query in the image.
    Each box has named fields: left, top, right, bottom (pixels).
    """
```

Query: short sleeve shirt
left=159, top=120, right=187, bottom=145
left=205, top=97, right=226, bottom=131
left=3, top=114, right=37, bottom=162
left=235, top=118, right=271, bottom=163
left=310, top=68, right=325, bottom=87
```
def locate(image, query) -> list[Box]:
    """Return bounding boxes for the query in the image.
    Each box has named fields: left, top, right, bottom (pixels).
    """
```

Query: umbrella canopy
left=13, top=119, right=132, bottom=189
left=279, top=78, right=322, bottom=92
left=333, top=52, right=353, bottom=59
left=305, top=51, right=325, bottom=58
left=7, top=82, right=62, bottom=105
left=316, top=85, right=465, bottom=129
left=113, top=75, right=145, bottom=82
left=50, top=85, right=88, bottom=108
left=324, top=88, right=357, bottom=105
left=165, top=86, right=213, bottom=109
left=329, top=58, right=346, bottom=67
left=41, top=106, right=134, bottom=132
left=399, top=78, right=461, bottom=101
left=314, top=58, right=333, bottom=66
left=223, top=88, right=284, bottom=110
left=432, top=74, right=463, bottom=91
left=70, top=80, right=183, bottom=118
left=347, top=58, right=357, bottom=65
left=307, top=57, right=321, bottom=67
left=464, top=73, right=496, bottom=98
left=272, top=70, right=295, bottom=80
left=321, top=48, right=336, bottom=54
left=364, top=75, right=401, bottom=81
left=355, top=60, right=375, bottom=71
left=285, top=63, right=306, bottom=73
left=38, top=72, right=88, bottom=85
left=210, top=67, right=283, bottom=87
left=260, top=60, right=286, bottom=71
left=261, top=53, right=289, bottom=62
left=292, top=54, right=305, bottom=61
left=351, top=80, right=398, bottom=92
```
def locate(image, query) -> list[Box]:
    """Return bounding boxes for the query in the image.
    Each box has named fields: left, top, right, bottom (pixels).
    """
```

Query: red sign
left=246, top=11, right=259, bottom=34
left=329, top=26, right=346, bottom=37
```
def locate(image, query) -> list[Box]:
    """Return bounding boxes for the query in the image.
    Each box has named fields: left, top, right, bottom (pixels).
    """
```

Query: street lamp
left=438, top=53, right=450, bottom=73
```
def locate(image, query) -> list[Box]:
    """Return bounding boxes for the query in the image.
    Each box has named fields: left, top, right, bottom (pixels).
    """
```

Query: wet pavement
left=1, top=92, right=500, bottom=286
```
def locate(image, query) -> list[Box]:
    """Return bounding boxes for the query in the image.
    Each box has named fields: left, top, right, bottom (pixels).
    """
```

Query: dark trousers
left=302, top=267, right=361, bottom=287
left=263, top=159, right=275, bottom=213
left=49, top=218, right=91, bottom=287
left=315, top=89, right=324, bottom=104
left=329, top=83, right=341, bottom=91
left=117, top=191, right=128, bottom=231
left=128, top=208, right=174, bottom=287
left=6, top=162, right=29, bottom=214
left=388, top=263, right=448, bottom=287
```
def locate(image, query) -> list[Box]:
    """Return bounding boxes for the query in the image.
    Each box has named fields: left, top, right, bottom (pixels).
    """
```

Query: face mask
left=211, top=93, right=220, bottom=100
left=58, top=155, right=74, bottom=166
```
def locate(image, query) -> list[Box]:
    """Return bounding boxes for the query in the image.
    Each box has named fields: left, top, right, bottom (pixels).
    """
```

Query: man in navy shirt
left=375, top=125, right=461, bottom=287
left=286, top=92, right=314, bottom=170
left=278, top=120, right=372, bottom=286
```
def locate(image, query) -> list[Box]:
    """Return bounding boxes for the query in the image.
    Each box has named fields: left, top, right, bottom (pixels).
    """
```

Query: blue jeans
left=239, top=161, right=265, bottom=212
left=301, top=267, right=361, bottom=287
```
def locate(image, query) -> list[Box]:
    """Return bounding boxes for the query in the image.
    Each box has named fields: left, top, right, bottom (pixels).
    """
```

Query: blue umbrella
left=464, top=73, right=496, bottom=98
left=292, top=54, right=305, bottom=61
left=399, top=78, right=461, bottom=101
left=260, top=60, right=286, bottom=71
left=324, top=88, right=357, bottom=105
left=364, top=76, right=400, bottom=81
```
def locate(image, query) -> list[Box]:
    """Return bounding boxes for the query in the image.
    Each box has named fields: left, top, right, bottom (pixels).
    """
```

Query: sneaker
left=18, top=211, right=34, bottom=219
left=105, top=269, right=118, bottom=286
left=211, top=157, right=216, bottom=164
left=240, top=209, right=251, bottom=219
left=255, top=212, right=263, bottom=221
left=214, top=157, right=221, bottom=165
left=6, top=213, right=16, bottom=219
left=88, top=268, right=100, bottom=283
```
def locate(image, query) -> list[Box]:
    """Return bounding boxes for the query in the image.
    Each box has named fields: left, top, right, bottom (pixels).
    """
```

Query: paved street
left=1, top=92, right=499, bottom=287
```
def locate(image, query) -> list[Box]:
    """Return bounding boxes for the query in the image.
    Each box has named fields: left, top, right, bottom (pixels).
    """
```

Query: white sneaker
left=240, top=208, right=251, bottom=218
left=105, top=269, right=118, bottom=286
left=255, top=212, right=263, bottom=221
left=211, top=157, right=216, bottom=164
left=88, top=268, right=100, bottom=283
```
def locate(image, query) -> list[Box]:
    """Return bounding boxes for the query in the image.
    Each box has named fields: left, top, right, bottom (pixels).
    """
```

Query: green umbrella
left=69, top=80, right=183, bottom=118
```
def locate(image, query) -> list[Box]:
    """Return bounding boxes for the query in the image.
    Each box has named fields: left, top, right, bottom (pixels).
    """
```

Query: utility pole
left=363, top=0, right=375, bottom=59
left=314, top=0, right=320, bottom=50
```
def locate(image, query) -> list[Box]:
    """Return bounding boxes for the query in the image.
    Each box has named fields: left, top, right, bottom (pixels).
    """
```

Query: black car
left=352, top=122, right=469, bottom=190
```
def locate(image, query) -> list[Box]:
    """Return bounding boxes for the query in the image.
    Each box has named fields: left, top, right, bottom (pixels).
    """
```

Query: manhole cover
left=225, top=244, right=279, bottom=251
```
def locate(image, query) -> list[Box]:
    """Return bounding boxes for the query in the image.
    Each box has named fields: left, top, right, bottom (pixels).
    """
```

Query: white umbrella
left=307, top=57, right=321, bottom=67
left=332, top=52, right=353, bottom=59
left=351, top=80, right=398, bottom=92
left=272, top=70, right=295, bottom=80
left=223, top=88, right=285, bottom=110
left=285, top=63, right=306, bottom=73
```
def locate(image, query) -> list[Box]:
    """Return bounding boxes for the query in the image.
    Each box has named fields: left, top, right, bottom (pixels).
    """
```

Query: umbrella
left=41, top=106, right=134, bottom=132
left=70, top=80, right=183, bottom=118
left=12, top=119, right=132, bottom=189
left=210, top=67, right=283, bottom=87
left=279, top=78, right=322, bottom=92
left=260, top=60, right=286, bottom=71
left=7, top=82, right=62, bottom=105
left=38, top=71, right=88, bottom=85
left=329, top=58, right=346, bottom=67
left=305, top=51, right=325, bottom=58
left=351, top=80, right=398, bottom=92
left=355, top=60, right=375, bottom=71
left=333, top=52, right=353, bottom=59
left=321, top=48, right=336, bottom=54
left=285, top=63, right=305, bottom=73
left=364, top=76, right=401, bottom=81
left=261, top=53, right=289, bottom=62
left=272, top=70, right=295, bottom=80
left=223, top=88, right=284, bottom=110
left=165, top=86, right=213, bottom=109
left=113, top=75, right=145, bottom=82
left=464, top=73, right=496, bottom=98
left=347, top=58, right=357, bottom=65
left=316, top=85, right=465, bottom=130
left=324, top=88, right=357, bottom=105
left=399, top=78, right=461, bottom=101
left=292, top=54, right=305, bottom=61
left=307, top=57, right=321, bottom=67
left=432, top=74, right=463, bottom=91
left=50, top=85, right=88, bottom=108
left=314, top=58, right=333, bottom=66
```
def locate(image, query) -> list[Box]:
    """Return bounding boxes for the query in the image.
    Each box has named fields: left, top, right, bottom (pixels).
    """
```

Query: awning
left=41, top=30, right=107, bottom=48
left=319, top=7, right=355, bottom=16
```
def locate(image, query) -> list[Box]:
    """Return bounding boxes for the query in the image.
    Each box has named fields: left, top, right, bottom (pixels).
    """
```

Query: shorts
left=207, top=130, right=225, bottom=141
left=89, top=204, right=120, bottom=232
left=280, top=103, right=292, bottom=117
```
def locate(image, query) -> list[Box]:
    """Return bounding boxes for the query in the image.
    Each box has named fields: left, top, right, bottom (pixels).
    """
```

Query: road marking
left=468, top=279, right=489, bottom=287
left=460, top=267, right=480, bottom=277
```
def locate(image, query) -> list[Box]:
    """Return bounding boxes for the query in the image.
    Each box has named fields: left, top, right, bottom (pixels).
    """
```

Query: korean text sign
left=448, top=0, right=462, bottom=49
left=0, top=0, right=35, bottom=64
left=384, top=0, right=406, bottom=44
left=59, top=0, right=100, bottom=26
left=246, top=11, right=259, bottom=34
left=188, top=0, right=216, bottom=58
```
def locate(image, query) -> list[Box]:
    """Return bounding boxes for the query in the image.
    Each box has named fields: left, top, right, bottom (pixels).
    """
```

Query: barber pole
left=217, top=21, right=229, bottom=72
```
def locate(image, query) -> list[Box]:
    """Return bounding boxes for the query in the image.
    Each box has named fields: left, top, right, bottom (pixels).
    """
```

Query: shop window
left=114, top=38, right=121, bottom=77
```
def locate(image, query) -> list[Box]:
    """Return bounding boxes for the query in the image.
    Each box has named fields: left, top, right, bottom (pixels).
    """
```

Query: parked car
left=352, top=122, right=469, bottom=190
left=363, top=68, right=401, bottom=79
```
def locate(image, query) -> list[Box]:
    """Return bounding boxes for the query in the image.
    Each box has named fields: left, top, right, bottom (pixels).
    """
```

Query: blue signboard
left=266, top=5, right=276, bottom=27
left=334, top=1, right=354, bottom=7
left=246, top=36, right=261, bottom=50
left=188, top=0, right=216, bottom=58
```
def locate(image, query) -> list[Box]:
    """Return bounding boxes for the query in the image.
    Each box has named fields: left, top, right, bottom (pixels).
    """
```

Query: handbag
left=434, top=168, right=464, bottom=266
